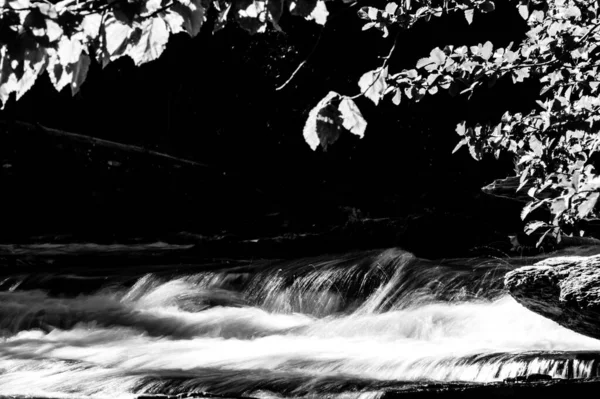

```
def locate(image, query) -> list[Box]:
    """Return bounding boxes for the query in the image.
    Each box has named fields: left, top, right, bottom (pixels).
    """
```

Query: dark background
left=0, top=2, right=540, bottom=258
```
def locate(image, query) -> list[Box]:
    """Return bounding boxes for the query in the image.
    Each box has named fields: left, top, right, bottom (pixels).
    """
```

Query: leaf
left=102, top=12, right=131, bottom=61
left=479, top=1, right=495, bottom=12
left=126, top=18, right=170, bottom=66
left=468, top=145, right=480, bottom=161
left=291, top=0, right=317, bottom=17
left=0, top=37, right=49, bottom=108
left=530, top=9, right=544, bottom=22
left=45, top=19, right=63, bottom=43
left=358, top=66, right=388, bottom=106
left=304, top=92, right=369, bottom=151
left=480, top=41, right=493, bottom=60
left=392, top=88, right=401, bottom=105
left=517, top=1, right=529, bottom=20
left=303, top=91, right=341, bottom=151
left=212, top=1, right=231, bottom=33
left=512, top=67, right=530, bottom=83
left=362, top=22, right=376, bottom=31
left=47, top=34, right=86, bottom=93
left=577, top=192, right=599, bottom=219
left=81, top=13, right=102, bottom=39
left=385, top=2, right=398, bottom=15
left=170, top=0, right=207, bottom=36
left=536, top=227, right=553, bottom=247
left=529, top=135, right=543, bottom=156
left=429, top=47, right=446, bottom=66
left=448, top=81, right=460, bottom=96
left=464, top=9, right=474, bottom=24
left=487, top=73, right=497, bottom=88
left=267, top=0, right=284, bottom=24
left=452, top=138, right=467, bottom=154
left=237, top=0, right=268, bottom=34
left=17, top=44, right=47, bottom=100
left=455, top=121, right=466, bottom=136
left=69, top=53, right=90, bottom=95
left=550, top=197, right=567, bottom=216
left=565, top=6, right=581, bottom=20
left=525, top=220, right=547, bottom=235
left=416, top=57, right=432, bottom=69
left=521, top=199, right=549, bottom=220
left=307, top=0, right=328, bottom=25
left=338, top=96, right=367, bottom=139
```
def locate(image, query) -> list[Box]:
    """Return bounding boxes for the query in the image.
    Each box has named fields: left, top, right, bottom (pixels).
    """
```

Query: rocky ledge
left=505, top=247, right=600, bottom=339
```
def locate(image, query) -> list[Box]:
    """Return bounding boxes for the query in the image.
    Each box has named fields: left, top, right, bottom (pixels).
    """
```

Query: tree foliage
left=2, top=0, right=600, bottom=244
left=307, top=0, right=600, bottom=245
left=0, top=0, right=328, bottom=104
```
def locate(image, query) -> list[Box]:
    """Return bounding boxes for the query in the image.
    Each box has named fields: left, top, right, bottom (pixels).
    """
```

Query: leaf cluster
left=304, top=0, right=600, bottom=246
left=0, top=0, right=329, bottom=106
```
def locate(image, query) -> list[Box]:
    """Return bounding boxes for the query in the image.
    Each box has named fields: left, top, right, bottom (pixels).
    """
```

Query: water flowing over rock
left=3, top=245, right=600, bottom=398
left=505, top=247, right=600, bottom=340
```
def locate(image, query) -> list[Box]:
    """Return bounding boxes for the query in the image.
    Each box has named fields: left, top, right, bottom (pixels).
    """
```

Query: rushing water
left=1, top=246, right=600, bottom=399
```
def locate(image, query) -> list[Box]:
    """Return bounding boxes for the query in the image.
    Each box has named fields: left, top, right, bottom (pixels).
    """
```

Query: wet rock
left=381, top=378, right=600, bottom=398
left=504, top=251, right=600, bottom=339
left=526, top=373, right=553, bottom=382
left=503, top=374, right=552, bottom=383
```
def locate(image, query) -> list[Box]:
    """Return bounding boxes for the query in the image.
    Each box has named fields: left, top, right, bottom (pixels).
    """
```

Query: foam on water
left=0, top=247, right=599, bottom=398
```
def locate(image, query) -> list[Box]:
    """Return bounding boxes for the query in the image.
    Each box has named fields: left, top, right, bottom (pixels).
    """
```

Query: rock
left=503, top=374, right=552, bottom=383
left=525, top=373, right=553, bottom=382
left=381, top=378, right=600, bottom=399
left=504, top=251, right=600, bottom=339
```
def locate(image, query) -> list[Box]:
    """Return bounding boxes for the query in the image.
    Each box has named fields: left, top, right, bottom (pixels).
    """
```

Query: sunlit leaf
left=127, top=18, right=170, bottom=65
left=303, top=91, right=342, bottom=151
left=171, top=0, right=206, bottom=36
left=338, top=96, right=367, bottom=139
left=358, top=66, right=388, bottom=106
left=577, top=192, right=599, bottom=219
left=525, top=220, right=547, bottom=235
left=464, top=9, right=474, bottom=24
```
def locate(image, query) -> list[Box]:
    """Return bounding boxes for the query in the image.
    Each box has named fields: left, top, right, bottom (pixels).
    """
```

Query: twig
left=275, top=1, right=363, bottom=91
left=350, top=30, right=400, bottom=100
left=275, top=27, right=325, bottom=91
left=141, top=0, right=177, bottom=19
left=501, top=58, right=557, bottom=71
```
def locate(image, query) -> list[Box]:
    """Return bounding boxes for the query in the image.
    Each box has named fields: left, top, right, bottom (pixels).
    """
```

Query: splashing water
left=1, top=247, right=600, bottom=399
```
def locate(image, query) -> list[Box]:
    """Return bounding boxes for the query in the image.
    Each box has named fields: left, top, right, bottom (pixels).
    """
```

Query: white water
left=1, top=248, right=599, bottom=398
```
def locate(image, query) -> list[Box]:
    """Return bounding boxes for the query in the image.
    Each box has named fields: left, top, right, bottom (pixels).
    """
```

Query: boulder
left=505, top=250, right=600, bottom=339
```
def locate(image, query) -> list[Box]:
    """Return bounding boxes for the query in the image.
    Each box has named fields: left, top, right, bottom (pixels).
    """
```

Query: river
left=1, top=245, right=599, bottom=398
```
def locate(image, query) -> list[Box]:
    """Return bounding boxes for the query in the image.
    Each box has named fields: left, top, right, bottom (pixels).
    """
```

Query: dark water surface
left=1, top=244, right=600, bottom=399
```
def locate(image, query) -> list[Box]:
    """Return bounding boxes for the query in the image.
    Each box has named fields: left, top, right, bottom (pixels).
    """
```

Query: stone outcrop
left=505, top=249, right=600, bottom=339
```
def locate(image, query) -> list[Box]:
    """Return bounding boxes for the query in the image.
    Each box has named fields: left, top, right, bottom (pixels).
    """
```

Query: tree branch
left=141, top=0, right=177, bottom=19
left=579, top=21, right=600, bottom=44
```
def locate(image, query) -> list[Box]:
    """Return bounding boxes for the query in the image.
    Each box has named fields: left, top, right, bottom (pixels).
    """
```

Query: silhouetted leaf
left=171, top=0, right=207, bottom=36
left=479, top=1, right=495, bottom=12
left=303, top=91, right=342, bottom=151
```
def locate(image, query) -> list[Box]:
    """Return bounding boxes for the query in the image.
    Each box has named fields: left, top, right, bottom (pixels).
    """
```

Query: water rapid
left=1, top=247, right=599, bottom=399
